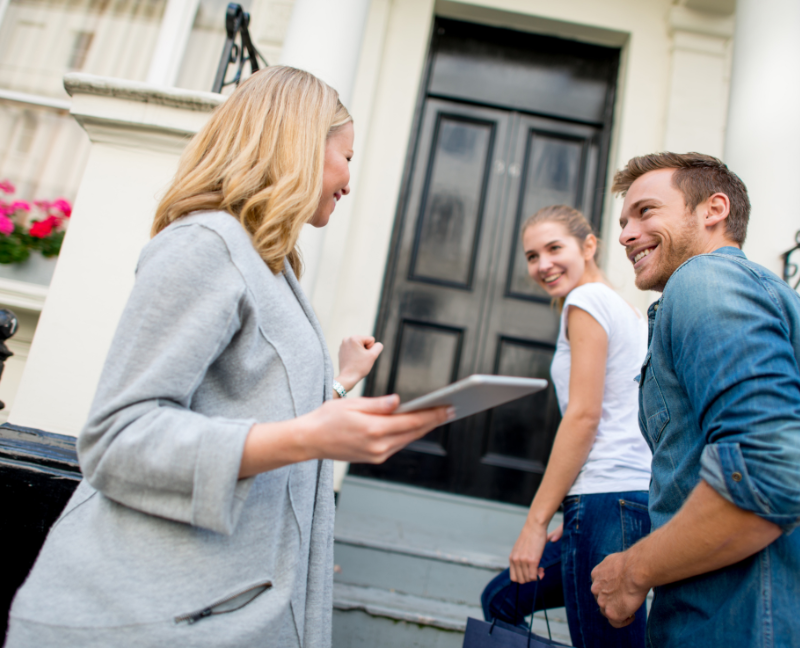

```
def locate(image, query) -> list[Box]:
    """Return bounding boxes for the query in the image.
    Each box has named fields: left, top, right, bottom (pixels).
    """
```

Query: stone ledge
left=64, top=73, right=226, bottom=112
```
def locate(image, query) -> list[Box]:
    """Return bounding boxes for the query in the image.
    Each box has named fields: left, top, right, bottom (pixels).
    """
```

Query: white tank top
left=550, top=282, right=651, bottom=495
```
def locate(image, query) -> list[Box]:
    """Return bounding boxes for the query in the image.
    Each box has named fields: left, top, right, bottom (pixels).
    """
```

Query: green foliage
left=30, top=230, right=65, bottom=258
left=0, top=226, right=32, bottom=264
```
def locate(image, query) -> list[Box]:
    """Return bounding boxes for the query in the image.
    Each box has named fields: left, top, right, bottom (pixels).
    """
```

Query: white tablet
left=394, top=374, right=547, bottom=422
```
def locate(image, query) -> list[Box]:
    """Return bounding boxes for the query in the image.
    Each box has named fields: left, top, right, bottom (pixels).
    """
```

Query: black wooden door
left=352, top=19, right=618, bottom=506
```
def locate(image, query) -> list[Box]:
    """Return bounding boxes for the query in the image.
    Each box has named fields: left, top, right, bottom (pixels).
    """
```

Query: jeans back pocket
left=619, top=499, right=651, bottom=551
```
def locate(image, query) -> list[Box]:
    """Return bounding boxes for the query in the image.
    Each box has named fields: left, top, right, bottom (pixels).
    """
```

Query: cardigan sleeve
left=77, top=223, right=258, bottom=535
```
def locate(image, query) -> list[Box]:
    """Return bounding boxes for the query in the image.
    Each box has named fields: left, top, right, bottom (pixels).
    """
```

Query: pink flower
left=51, top=198, right=72, bottom=218
left=0, top=180, right=14, bottom=194
left=0, top=215, right=13, bottom=236
left=29, top=218, right=55, bottom=238
left=34, top=200, right=51, bottom=210
left=9, top=200, right=31, bottom=213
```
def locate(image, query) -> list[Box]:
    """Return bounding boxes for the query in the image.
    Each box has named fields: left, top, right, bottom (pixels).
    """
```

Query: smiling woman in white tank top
left=481, top=205, right=651, bottom=648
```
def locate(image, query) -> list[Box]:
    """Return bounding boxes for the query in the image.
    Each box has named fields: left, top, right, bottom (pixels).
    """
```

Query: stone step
left=334, top=476, right=562, bottom=605
left=332, top=477, right=573, bottom=647
left=334, top=539, right=497, bottom=606
left=334, top=582, right=483, bottom=632
left=335, top=477, right=537, bottom=565
left=333, top=582, right=573, bottom=646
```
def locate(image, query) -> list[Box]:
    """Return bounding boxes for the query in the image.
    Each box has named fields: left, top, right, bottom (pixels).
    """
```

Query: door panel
left=409, top=116, right=494, bottom=287
left=506, top=124, right=597, bottom=300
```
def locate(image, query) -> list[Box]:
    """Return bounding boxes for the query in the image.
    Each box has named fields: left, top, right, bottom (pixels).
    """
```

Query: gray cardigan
left=7, top=212, right=335, bottom=647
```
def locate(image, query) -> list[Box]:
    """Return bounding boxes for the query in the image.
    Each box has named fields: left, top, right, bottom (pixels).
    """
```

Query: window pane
left=0, top=0, right=167, bottom=207
left=0, top=0, right=167, bottom=98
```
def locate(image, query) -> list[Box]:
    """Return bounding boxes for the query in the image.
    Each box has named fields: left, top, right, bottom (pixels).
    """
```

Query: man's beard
left=635, top=217, right=699, bottom=292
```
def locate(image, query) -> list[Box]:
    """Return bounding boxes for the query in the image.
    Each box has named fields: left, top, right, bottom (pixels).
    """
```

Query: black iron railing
left=783, top=230, right=800, bottom=292
left=211, top=3, right=267, bottom=94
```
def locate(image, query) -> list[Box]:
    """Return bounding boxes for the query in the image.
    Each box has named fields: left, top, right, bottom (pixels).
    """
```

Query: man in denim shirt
left=590, top=152, right=800, bottom=646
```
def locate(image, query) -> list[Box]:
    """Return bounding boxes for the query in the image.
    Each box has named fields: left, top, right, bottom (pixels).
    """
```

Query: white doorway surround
left=724, top=0, right=800, bottom=277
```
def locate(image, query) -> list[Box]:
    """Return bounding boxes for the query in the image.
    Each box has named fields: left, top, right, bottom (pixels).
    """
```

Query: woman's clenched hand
left=336, top=335, right=383, bottom=393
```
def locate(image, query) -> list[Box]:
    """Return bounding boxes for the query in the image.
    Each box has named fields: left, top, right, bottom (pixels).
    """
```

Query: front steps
left=332, top=476, right=570, bottom=647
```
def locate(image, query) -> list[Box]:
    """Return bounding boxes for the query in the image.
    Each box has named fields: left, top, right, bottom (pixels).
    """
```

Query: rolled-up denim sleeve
left=667, top=257, right=800, bottom=533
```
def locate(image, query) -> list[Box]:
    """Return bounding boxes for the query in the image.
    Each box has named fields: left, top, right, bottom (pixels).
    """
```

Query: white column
left=145, top=0, right=201, bottom=87
left=8, top=74, right=222, bottom=435
left=279, top=0, right=371, bottom=299
left=724, top=0, right=800, bottom=276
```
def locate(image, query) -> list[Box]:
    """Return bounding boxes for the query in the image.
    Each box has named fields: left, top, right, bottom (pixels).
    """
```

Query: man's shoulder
left=666, top=249, right=785, bottom=296
left=662, top=249, right=800, bottom=322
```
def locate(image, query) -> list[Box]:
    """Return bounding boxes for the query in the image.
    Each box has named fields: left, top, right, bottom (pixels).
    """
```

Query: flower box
left=0, top=180, right=70, bottom=287
left=0, top=252, right=58, bottom=286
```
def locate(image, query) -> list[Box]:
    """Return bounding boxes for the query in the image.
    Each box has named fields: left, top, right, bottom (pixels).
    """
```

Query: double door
left=353, top=97, right=603, bottom=505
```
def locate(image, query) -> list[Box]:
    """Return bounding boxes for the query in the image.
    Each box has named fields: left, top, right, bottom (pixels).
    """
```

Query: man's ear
left=700, top=192, right=730, bottom=229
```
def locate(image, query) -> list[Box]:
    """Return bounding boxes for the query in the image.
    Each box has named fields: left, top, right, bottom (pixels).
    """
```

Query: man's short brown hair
left=611, top=152, right=750, bottom=244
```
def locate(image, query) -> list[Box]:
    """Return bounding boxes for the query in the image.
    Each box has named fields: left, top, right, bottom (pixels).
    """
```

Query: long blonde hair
left=151, top=66, right=352, bottom=276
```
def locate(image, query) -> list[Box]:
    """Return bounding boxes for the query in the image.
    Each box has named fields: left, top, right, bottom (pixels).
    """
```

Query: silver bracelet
left=332, top=380, right=347, bottom=399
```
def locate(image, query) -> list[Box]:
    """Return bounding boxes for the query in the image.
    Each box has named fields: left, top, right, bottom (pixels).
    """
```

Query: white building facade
left=2, top=0, right=800, bottom=643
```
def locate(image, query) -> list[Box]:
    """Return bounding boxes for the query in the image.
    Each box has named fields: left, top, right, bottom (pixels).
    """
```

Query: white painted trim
left=64, top=73, right=224, bottom=111
left=435, top=0, right=629, bottom=47
left=66, top=74, right=222, bottom=152
left=0, top=278, right=48, bottom=312
left=0, top=89, right=71, bottom=112
left=668, top=5, right=735, bottom=38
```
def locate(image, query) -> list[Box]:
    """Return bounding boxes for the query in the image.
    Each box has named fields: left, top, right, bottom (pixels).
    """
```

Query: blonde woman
left=6, top=67, right=449, bottom=648
left=481, top=206, right=651, bottom=648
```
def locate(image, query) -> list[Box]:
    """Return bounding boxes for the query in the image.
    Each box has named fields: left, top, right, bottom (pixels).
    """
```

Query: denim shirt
left=640, top=247, right=800, bottom=648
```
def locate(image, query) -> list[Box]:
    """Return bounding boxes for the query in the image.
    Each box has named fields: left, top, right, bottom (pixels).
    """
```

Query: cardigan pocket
left=174, top=580, right=273, bottom=625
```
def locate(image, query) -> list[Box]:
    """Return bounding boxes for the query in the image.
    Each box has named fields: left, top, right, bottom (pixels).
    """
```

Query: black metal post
left=782, top=230, right=800, bottom=292
left=0, top=308, right=18, bottom=410
left=211, top=3, right=267, bottom=94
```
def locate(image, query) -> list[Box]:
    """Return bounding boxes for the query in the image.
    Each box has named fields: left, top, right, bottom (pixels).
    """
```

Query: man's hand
left=590, top=551, right=649, bottom=628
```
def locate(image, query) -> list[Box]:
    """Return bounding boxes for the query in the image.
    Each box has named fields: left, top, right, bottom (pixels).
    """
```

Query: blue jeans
left=481, top=491, right=650, bottom=648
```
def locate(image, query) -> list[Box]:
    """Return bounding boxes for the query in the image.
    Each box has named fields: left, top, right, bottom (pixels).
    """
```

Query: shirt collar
left=711, top=245, right=745, bottom=258
left=649, top=246, right=744, bottom=321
